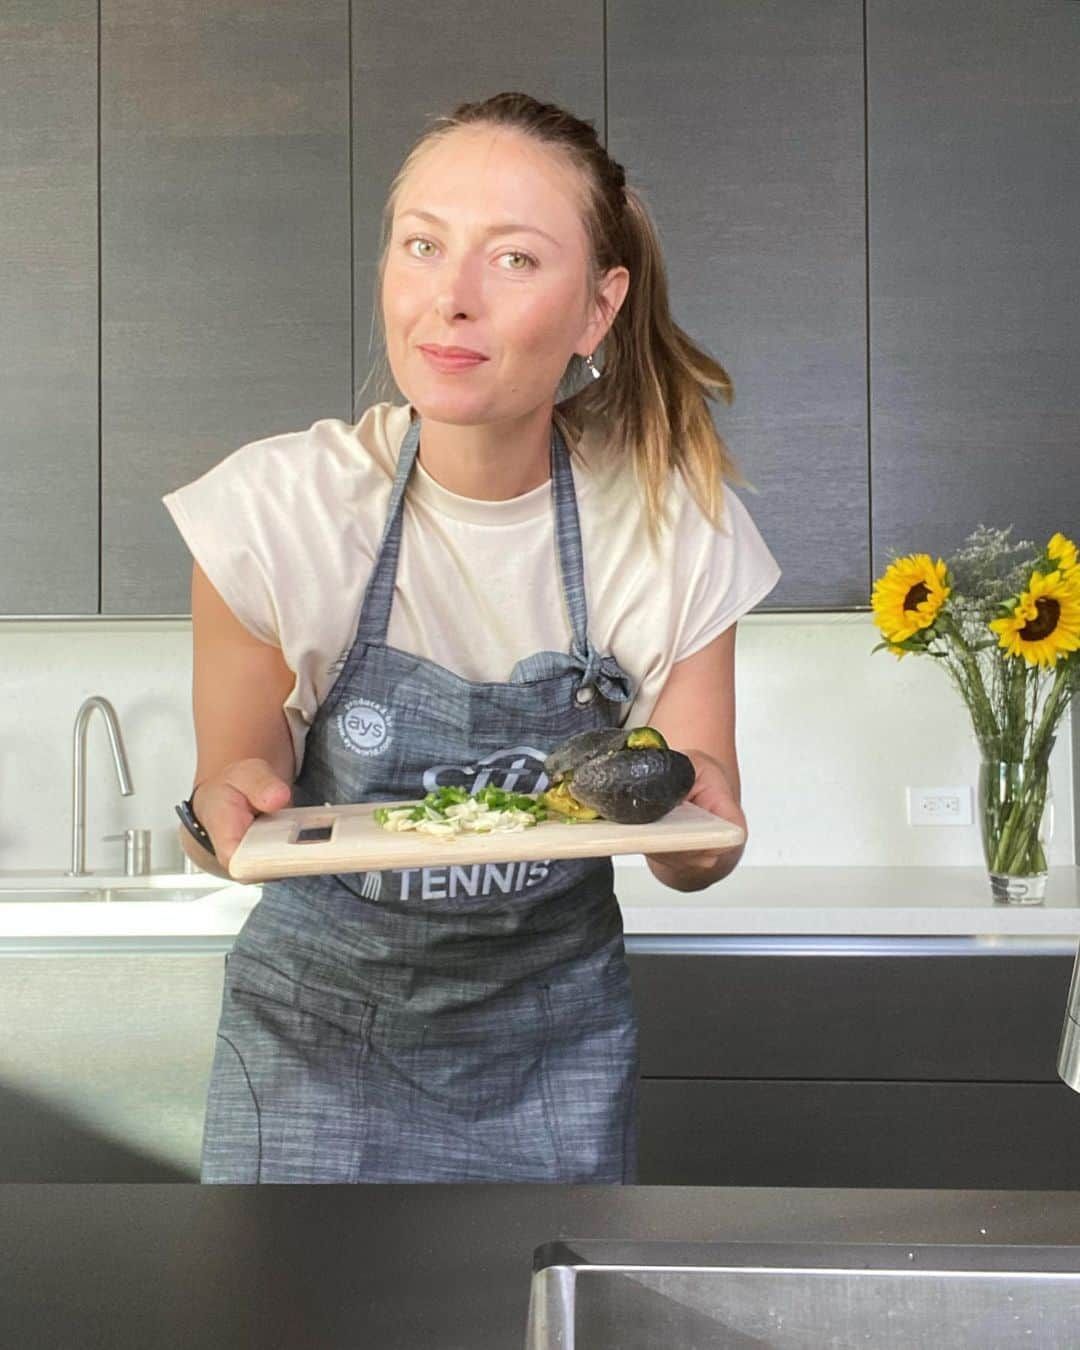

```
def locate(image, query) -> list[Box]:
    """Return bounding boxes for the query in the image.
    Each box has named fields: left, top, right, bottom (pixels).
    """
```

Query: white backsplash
left=0, top=611, right=1074, bottom=873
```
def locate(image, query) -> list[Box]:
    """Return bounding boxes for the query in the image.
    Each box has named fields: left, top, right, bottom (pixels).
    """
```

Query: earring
left=583, top=351, right=602, bottom=381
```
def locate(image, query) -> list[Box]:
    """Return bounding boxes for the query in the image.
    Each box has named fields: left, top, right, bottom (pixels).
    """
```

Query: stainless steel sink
left=524, top=1239, right=1080, bottom=1348
left=0, top=887, right=218, bottom=902
left=97, top=885, right=219, bottom=902
left=0, top=888, right=102, bottom=903
left=0, top=877, right=232, bottom=903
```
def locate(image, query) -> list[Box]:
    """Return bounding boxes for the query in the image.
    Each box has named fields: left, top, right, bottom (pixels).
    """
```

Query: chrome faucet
left=68, top=696, right=134, bottom=876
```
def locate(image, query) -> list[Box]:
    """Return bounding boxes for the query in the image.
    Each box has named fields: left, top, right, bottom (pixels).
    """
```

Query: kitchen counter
left=1, top=864, right=1078, bottom=952
left=2, top=1183, right=1079, bottom=1348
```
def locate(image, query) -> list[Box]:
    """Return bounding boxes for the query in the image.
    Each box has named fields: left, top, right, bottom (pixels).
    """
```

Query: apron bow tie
left=569, top=637, right=635, bottom=704
left=507, top=640, right=634, bottom=704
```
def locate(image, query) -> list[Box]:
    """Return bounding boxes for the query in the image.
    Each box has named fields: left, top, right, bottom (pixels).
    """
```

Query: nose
left=432, top=250, right=484, bottom=321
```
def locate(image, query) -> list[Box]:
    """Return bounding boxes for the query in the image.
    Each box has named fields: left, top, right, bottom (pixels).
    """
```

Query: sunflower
left=988, top=567, right=1080, bottom=669
left=871, top=554, right=951, bottom=658
left=1046, top=532, right=1078, bottom=577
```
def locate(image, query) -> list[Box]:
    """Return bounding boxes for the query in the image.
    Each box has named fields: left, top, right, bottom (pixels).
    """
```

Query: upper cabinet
left=349, top=0, right=606, bottom=418
left=101, top=1, right=352, bottom=614
left=113, top=0, right=605, bottom=616
left=3, top=1, right=1075, bottom=617
left=607, top=0, right=869, bottom=610
left=0, top=4, right=98, bottom=615
left=868, top=0, right=1080, bottom=574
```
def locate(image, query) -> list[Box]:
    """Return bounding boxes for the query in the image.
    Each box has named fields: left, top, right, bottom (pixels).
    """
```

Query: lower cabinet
left=0, top=951, right=225, bottom=1182
left=638, top=1081, right=1080, bottom=1188
left=6, top=943, right=1079, bottom=1186
left=627, top=947, right=1080, bottom=1189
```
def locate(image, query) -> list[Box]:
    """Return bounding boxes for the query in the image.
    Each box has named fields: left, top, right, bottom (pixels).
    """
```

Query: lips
left=419, top=344, right=488, bottom=360
left=419, top=344, right=490, bottom=373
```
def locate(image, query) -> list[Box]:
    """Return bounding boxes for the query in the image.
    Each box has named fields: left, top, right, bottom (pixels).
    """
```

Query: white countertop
left=1, top=863, right=1078, bottom=950
left=616, top=863, right=1080, bottom=937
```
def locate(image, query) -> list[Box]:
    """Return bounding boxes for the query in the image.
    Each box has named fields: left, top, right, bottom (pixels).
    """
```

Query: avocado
left=543, top=727, right=630, bottom=782
left=548, top=739, right=691, bottom=820
left=568, top=746, right=695, bottom=825
left=539, top=781, right=601, bottom=821
left=625, top=726, right=668, bottom=751
left=542, top=725, right=692, bottom=824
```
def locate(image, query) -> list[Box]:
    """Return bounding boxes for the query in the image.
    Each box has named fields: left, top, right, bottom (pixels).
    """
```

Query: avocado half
left=541, top=725, right=695, bottom=825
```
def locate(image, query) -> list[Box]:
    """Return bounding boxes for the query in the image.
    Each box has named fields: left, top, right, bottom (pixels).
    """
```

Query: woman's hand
left=190, top=758, right=293, bottom=871
left=642, top=748, right=747, bottom=891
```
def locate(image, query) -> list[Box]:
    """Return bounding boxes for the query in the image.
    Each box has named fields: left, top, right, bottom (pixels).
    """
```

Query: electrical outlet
left=906, top=785, right=973, bottom=826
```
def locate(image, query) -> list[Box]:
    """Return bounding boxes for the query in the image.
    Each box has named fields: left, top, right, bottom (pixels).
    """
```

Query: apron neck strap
left=355, top=411, right=592, bottom=650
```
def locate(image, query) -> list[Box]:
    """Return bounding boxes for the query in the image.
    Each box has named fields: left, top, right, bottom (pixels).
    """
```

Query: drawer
left=628, top=954, right=1074, bottom=1080
left=638, top=1078, right=1080, bottom=1188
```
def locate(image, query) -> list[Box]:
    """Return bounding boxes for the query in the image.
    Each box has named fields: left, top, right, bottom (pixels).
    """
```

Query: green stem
left=987, top=729, right=1056, bottom=875
left=990, top=781, right=1028, bottom=872
left=936, top=613, right=1001, bottom=750
left=999, top=783, right=1045, bottom=873
left=1028, top=662, right=1071, bottom=765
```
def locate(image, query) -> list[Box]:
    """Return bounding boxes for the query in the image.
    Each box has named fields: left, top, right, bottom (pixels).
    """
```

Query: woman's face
left=382, top=126, right=615, bottom=423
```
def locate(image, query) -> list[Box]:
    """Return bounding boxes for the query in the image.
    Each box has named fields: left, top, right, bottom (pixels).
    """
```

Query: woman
left=165, top=92, right=781, bottom=1184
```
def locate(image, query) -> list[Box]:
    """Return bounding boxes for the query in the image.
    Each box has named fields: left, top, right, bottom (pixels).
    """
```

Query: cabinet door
left=608, top=0, right=868, bottom=608
left=102, top=1, right=352, bottom=615
left=628, top=953, right=1076, bottom=1080
left=639, top=1080, right=1080, bottom=1188
left=349, top=1, right=606, bottom=406
left=0, top=953, right=226, bottom=1182
left=0, top=3, right=98, bottom=615
left=106, top=0, right=607, bottom=615
left=868, top=0, right=1080, bottom=572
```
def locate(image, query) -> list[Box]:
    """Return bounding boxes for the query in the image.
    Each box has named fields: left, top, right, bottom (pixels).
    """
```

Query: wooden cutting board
left=227, top=799, right=746, bottom=883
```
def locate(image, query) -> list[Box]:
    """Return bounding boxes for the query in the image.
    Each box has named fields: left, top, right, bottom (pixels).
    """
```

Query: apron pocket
left=225, top=950, right=378, bottom=1046
left=207, top=952, right=379, bottom=1182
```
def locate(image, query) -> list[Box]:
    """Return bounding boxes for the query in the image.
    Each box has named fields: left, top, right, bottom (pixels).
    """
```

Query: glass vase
left=977, top=736, right=1055, bottom=904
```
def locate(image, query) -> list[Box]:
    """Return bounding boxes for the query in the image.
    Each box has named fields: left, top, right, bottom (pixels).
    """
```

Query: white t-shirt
left=162, top=401, right=782, bottom=775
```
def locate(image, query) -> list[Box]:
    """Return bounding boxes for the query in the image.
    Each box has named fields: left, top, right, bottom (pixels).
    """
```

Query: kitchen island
left=2, top=1183, right=1079, bottom=1348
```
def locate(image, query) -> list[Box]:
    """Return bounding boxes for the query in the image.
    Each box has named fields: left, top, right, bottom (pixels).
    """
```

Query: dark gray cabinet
left=6, top=943, right=1080, bottom=1185
left=111, top=0, right=608, bottom=615
left=6, top=2, right=1076, bottom=616
left=0, top=2, right=98, bottom=615
left=102, top=1, right=352, bottom=615
left=867, top=0, right=1080, bottom=574
left=607, top=0, right=868, bottom=611
left=628, top=948, right=1080, bottom=1188
left=349, top=0, right=606, bottom=411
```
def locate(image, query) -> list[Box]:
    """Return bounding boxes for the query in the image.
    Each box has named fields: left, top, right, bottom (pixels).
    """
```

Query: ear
left=578, top=265, right=630, bottom=356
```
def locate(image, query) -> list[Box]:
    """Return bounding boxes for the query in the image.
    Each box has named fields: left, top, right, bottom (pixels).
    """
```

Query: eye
left=501, top=249, right=539, bottom=271
left=403, top=236, right=538, bottom=271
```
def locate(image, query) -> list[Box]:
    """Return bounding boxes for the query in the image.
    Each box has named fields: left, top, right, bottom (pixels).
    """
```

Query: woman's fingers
left=193, top=758, right=292, bottom=865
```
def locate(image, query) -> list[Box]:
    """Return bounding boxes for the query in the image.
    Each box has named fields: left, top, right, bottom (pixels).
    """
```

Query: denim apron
left=200, top=408, right=643, bottom=1184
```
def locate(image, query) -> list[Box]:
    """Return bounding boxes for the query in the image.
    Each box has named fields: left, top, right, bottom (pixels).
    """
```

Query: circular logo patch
left=337, top=697, right=393, bottom=757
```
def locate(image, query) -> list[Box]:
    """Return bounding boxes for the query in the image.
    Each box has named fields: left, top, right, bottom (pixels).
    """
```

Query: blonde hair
left=355, top=91, right=756, bottom=548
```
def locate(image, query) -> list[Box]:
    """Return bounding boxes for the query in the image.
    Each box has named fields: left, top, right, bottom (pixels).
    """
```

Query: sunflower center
left=1019, top=596, right=1060, bottom=642
left=904, top=582, right=930, bottom=612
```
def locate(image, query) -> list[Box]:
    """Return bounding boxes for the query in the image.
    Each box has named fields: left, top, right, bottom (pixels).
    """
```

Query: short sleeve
left=161, top=444, right=282, bottom=646
left=675, top=484, right=782, bottom=661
